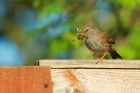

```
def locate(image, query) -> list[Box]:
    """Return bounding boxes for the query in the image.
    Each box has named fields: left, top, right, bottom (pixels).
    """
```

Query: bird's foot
left=95, top=52, right=107, bottom=64
left=96, top=58, right=105, bottom=64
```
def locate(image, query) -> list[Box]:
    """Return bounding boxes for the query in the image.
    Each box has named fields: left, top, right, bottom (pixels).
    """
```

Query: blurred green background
left=0, top=0, right=140, bottom=65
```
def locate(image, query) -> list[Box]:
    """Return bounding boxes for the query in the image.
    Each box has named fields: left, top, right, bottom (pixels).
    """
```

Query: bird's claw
left=96, top=58, right=105, bottom=64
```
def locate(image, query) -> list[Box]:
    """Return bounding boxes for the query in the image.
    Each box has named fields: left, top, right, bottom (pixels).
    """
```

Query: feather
left=108, top=48, right=122, bottom=59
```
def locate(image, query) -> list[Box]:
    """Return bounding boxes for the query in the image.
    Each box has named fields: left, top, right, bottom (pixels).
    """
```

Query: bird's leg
left=96, top=52, right=107, bottom=64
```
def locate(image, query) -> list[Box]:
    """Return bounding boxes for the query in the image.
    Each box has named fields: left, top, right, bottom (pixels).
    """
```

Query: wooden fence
left=39, top=60, right=140, bottom=93
left=0, top=66, right=52, bottom=93
left=0, top=60, right=140, bottom=93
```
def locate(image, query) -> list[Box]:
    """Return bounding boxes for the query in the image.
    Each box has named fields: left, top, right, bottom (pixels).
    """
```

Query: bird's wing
left=97, top=32, right=115, bottom=47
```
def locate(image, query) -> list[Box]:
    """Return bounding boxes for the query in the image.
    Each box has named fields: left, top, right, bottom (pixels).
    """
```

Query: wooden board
left=39, top=60, right=140, bottom=69
left=0, top=66, right=52, bottom=93
left=38, top=60, right=140, bottom=93
left=51, top=69, right=140, bottom=93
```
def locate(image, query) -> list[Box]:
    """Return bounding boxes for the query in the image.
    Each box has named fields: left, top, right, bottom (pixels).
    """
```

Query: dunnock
left=77, top=25, right=122, bottom=61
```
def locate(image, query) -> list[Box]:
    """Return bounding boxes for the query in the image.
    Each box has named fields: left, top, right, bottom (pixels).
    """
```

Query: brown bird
left=77, top=25, right=122, bottom=62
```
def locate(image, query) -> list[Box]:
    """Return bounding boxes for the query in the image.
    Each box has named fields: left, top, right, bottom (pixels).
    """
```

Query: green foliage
left=116, top=45, right=136, bottom=59
left=116, top=0, right=139, bottom=10
left=128, top=28, right=140, bottom=49
left=39, top=3, right=61, bottom=18
left=3, top=0, right=140, bottom=65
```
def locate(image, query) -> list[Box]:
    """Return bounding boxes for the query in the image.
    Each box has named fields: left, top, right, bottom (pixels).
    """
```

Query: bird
left=77, top=25, right=122, bottom=63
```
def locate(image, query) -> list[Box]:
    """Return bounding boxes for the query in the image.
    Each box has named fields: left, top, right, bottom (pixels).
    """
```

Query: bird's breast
left=85, top=37, right=108, bottom=53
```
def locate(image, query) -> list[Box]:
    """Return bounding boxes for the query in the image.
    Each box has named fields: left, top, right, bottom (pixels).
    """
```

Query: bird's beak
left=77, top=33, right=86, bottom=40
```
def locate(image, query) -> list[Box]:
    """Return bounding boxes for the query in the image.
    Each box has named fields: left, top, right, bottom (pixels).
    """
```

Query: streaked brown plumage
left=77, top=25, right=122, bottom=60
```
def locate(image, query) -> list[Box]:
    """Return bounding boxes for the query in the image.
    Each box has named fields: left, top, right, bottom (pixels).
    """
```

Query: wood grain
left=39, top=60, right=140, bottom=69
left=38, top=60, right=140, bottom=93
left=0, top=66, right=52, bottom=93
left=51, top=69, right=140, bottom=93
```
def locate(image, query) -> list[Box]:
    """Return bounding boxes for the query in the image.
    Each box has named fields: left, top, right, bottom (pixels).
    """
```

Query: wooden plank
left=63, top=69, right=86, bottom=93
left=51, top=69, right=140, bottom=93
left=0, top=66, right=52, bottom=93
left=51, top=69, right=86, bottom=93
left=38, top=60, right=140, bottom=69
left=38, top=60, right=140, bottom=93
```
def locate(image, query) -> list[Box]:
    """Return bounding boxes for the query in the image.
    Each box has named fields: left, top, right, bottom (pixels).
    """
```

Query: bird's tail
left=108, top=48, right=122, bottom=59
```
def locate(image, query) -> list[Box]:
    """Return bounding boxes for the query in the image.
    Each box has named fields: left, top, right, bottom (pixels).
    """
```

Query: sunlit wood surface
left=39, top=60, right=140, bottom=93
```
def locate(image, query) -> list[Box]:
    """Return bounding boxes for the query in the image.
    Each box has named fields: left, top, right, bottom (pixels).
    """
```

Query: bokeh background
left=0, top=0, right=140, bottom=65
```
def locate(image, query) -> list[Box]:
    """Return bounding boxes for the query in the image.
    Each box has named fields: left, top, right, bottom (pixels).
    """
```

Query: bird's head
left=77, top=25, right=92, bottom=40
